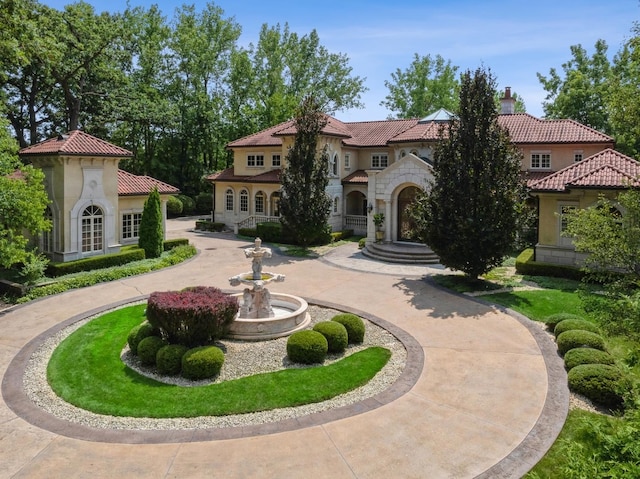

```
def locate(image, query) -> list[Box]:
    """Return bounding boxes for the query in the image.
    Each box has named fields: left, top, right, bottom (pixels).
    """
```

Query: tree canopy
left=278, top=96, right=331, bottom=246
left=408, top=68, right=524, bottom=278
left=1, top=1, right=367, bottom=196
left=0, top=119, right=50, bottom=268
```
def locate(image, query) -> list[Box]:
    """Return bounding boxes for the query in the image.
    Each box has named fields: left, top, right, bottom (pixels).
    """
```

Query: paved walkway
left=0, top=220, right=568, bottom=479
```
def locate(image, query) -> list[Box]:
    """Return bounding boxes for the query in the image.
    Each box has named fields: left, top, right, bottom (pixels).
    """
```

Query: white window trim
left=247, top=153, right=265, bottom=168
left=225, top=188, right=234, bottom=212
left=121, top=210, right=143, bottom=241
left=558, top=202, right=579, bottom=247
left=371, top=152, right=388, bottom=169
left=344, top=153, right=351, bottom=170
left=272, top=154, right=281, bottom=168
left=239, top=189, right=249, bottom=212
left=531, top=151, right=551, bottom=170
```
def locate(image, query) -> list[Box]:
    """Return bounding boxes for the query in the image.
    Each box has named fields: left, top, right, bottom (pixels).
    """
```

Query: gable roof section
left=342, top=169, right=368, bottom=184
left=207, top=167, right=282, bottom=184
left=530, top=149, right=640, bottom=192
left=345, top=119, right=419, bottom=147
left=117, top=169, right=180, bottom=196
left=273, top=115, right=353, bottom=139
left=19, top=130, right=132, bottom=157
left=498, top=114, right=613, bottom=144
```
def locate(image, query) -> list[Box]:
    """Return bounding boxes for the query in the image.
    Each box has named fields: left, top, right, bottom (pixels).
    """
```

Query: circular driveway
left=0, top=222, right=567, bottom=478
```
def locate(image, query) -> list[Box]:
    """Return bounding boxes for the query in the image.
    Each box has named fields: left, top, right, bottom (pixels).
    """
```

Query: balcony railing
left=344, top=215, right=367, bottom=235
left=235, top=215, right=280, bottom=233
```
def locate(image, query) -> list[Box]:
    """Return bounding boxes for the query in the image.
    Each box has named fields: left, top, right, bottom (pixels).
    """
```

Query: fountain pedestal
left=227, top=238, right=310, bottom=340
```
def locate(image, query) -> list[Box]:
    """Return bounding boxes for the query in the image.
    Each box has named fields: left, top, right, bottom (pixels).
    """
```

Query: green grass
left=48, top=304, right=391, bottom=418
left=431, top=274, right=504, bottom=293
left=481, top=289, right=588, bottom=322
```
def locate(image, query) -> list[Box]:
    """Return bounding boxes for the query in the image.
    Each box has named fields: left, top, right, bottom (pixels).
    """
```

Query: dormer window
left=272, top=154, right=281, bottom=167
left=531, top=152, right=551, bottom=169
left=247, top=154, right=264, bottom=167
left=574, top=151, right=583, bottom=162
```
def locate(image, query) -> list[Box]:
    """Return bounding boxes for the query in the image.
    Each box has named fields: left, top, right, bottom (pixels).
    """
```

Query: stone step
left=362, top=242, right=440, bottom=264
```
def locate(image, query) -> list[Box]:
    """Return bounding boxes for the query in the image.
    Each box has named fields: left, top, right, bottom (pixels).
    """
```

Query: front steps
left=362, top=241, right=440, bottom=264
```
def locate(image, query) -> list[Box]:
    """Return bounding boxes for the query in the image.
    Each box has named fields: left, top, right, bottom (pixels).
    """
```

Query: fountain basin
left=227, top=293, right=310, bottom=341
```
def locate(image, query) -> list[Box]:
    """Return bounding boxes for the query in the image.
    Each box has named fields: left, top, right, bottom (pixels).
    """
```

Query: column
left=385, top=199, right=392, bottom=243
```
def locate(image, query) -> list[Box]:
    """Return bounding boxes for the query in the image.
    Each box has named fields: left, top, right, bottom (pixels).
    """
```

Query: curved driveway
left=0, top=218, right=567, bottom=478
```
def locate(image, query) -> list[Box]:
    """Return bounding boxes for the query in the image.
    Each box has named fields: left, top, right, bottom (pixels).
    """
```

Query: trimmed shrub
left=177, top=194, right=195, bottom=215
left=46, top=248, right=146, bottom=277
left=564, top=348, right=616, bottom=371
left=195, top=192, right=212, bottom=214
left=181, top=345, right=224, bottom=380
left=332, top=313, right=365, bottom=344
left=156, top=344, right=189, bottom=375
left=557, top=329, right=606, bottom=356
left=146, top=287, right=239, bottom=347
left=568, top=364, right=630, bottom=409
left=515, top=248, right=583, bottom=280
left=139, top=187, right=164, bottom=259
left=127, top=322, right=157, bottom=355
left=287, top=330, right=328, bottom=364
left=313, top=321, right=348, bottom=353
left=137, top=335, right=167, bottom=366
left=358, top=238, right=366, bottom=249
left=163, top=238, right=190, bottom=251
left=238, top=227, right=257, bottom=238
left=554, top=318, right=600, bottom=338
left=195, top=220, right=225, bottom=232
left=542, top=313, right=585, bottom=331
left=166, top=196, right=183, bottom=216
left=257, top=222, right=282, bottom=243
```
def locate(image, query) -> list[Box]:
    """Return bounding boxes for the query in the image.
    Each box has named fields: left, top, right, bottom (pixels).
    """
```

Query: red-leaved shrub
left=146, top=286, right=239, bottom=347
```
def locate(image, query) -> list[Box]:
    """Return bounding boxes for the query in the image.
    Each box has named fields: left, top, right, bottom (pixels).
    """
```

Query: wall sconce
left=367, top=202, right=373, bottom=214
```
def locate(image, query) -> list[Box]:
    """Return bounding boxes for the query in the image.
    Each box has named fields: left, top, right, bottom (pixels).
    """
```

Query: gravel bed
left=23, top=304, right=406, bottom=430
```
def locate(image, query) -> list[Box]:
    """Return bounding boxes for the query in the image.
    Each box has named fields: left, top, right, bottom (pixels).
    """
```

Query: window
left=344, top=153, right=351, bottom=169
left=42, top=206, right=53, bottom=253
left=247, top=154, right=264, bottom=167
left=333, top=197, right=339, bottom=214
left=240, top=189, right=249, bottom=212
left=574, top=151, right=583, bottom=162
left=272, top=154, right=281, bottom=167
left=531, top=152, right=551, bottom=169
left=372, top=153, right=388, bottom=168
left=255, top=191, right=265, bottom=214
left=122, top=212, right=142, bottom=240
left=400, top=150, right=407, bottom=158
left=559, top=204, right=578, bottom=247
left=225, top=189, right=234, bottom=211
left=329, top=153, right=338, bottom=176
left=81, top=205, right=103, bottom=253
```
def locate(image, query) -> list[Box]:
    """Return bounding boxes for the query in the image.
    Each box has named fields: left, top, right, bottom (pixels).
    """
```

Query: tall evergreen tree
left=409, top=68, right=524, bottom=278
left=279, top=96, right=331, bottom=246
left=138, top=186, right=163, bottom=258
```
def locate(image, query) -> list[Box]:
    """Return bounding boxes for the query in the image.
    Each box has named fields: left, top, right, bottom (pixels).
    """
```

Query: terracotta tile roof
left=207, top=168, right=282, bottom=184
left=525, top=171, right=555, bottom=188
left=498, top=114, right=614, bottom=144
left=19, top=130, right=132, bottom=157
left=117, top=169, right=180, bottom=196
left=226, top=113, right=615, bottom=151
left=530, top=149, right=640, bottom=192
left=342, top=169, right=369, bottom=184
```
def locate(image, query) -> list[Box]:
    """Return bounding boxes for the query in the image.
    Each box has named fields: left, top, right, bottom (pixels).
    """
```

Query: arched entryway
left=397, top=186, right=420, bottom=242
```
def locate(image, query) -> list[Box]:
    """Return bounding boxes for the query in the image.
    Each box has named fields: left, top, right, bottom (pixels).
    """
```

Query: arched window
left=240, top=189, right=249, bottom=212
left=333, top=196, right=339, bottom=214
left=255, top=191, right=265, bottom=214
left=42, top=206, right=53, bottom=253
left=225, top=189, right=234, bottom=212
left=400, top=150, right=407, bottom=158
left=332, top=153, right=339, bottom=176
left=270, top=191, right=281, bottom=216
left=81, top=205, right=103, bottom=253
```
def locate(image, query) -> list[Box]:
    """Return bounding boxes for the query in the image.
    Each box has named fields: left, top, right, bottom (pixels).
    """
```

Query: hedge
left=564, top=348, right=616, bottom=371
left=557, top=329, right=606, bottom=356
left=46, top=248, right=146, bottom=277
left=163, top=238, right=190, bottom=250
left=256, top=222, right=283, bottom=243
left=568, top=364, right=630, bottom=409
left=195, top=220, right=225, bottom=232
left=554, top=318, right=601, bottom=338
left=515, top=248, right=584, bottom=280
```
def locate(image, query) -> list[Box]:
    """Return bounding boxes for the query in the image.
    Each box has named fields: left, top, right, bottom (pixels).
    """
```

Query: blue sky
left=42, top=0, right=638, bottom=122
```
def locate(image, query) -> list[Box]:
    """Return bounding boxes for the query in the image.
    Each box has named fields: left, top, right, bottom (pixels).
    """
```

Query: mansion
left=209, top=88, right=637, bottom=267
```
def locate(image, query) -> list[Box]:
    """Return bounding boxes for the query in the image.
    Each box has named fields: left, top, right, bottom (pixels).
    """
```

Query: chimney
left=500, top=86, right=515, bottom=115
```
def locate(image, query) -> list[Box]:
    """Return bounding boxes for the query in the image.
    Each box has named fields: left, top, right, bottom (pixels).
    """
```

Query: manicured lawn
left=48, top=304, right=391, bottom=418
left=481, top=289, right=587, bottom=322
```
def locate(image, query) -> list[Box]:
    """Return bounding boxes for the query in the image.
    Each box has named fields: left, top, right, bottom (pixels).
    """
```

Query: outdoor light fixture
left=367, top=202, right=373, bottom=214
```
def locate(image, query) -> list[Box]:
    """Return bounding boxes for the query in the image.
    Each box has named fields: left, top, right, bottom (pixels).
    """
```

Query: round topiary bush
left=313, top=321, right=348, bottom=353
left=554, top=318, right=600, bottom=338
left=127, top=322, right=157, bottom=355
left=542, top=313, right=584, bottom=331
left=286, top=330, right=328, bottom=364
left=137, top=335, right=167, bottom=366
left=557, top=330, right=606, bottom=356
left=166, top=195, right=183, bottom=216
left=181, top=346, right=225, bottom=380
left=331, top=313, right=365, bottom=344
left=156, top=344, right=189, bottom=375
left=568, top=364, right=630, bottom=409
left=564, top=348, right=616, bottom=371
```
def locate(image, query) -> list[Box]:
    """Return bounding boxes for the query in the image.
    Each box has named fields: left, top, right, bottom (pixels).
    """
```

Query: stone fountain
left=227, top=238, right=310, bottom=340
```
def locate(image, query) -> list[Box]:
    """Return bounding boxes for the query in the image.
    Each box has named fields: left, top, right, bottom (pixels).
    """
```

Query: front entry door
left=397, top=186, right=420, bottom=242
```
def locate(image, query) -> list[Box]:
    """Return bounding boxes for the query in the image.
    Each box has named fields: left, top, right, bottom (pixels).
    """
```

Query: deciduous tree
left=408, top=68, right=524, bottom=278
left=279, top=96, right=331, bottom=246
